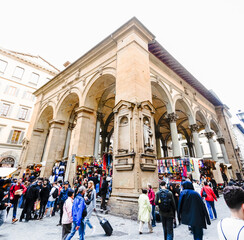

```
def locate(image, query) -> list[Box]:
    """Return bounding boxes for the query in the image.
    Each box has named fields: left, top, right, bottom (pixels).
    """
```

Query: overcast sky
left=1, top=0, right=243, bottom=121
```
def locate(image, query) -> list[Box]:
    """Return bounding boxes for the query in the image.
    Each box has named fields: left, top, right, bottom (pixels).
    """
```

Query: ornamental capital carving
left=189, top=124, right=199, bottom=133
left=205, top=131, right=214, bottom=139
left=217, top=137, right=225, bottom=144
left=167, top=113, right=179, bottom=123
left=97, top=111, right=104, bottom=121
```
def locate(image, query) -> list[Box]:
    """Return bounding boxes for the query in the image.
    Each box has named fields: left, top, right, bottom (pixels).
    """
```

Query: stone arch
left=173, top=95, right=195, bottom=125
left=195, top=109, right=211, bottom=132
left=55, top=87, right=81, bottom=118
left=210, top=118, right=222, bottom=136
left=38, top=101, right=56, bottom=124
left=36, top=105, right=54, bottom=129
left=151, top=78, right=173, bottom=113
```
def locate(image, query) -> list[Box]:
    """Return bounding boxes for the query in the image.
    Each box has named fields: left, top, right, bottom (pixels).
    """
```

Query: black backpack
left=158, top=190, right=171, bottom=212
left=52, top=188, right=58, bottom=198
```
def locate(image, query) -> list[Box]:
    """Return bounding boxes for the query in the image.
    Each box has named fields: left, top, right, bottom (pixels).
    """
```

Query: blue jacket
left=178, top=181, right=211, bottom=229
left=59, top=187, right=71, bottom=204
left=72, top=193, right=86, bottom=226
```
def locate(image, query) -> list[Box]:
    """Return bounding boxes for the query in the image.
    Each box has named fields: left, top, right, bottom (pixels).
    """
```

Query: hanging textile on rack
left=102, top=154, right=107, bottom=170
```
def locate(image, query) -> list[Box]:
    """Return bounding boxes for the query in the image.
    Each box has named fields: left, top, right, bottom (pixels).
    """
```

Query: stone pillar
left=186, top=142, right=195, bottom=157
left=67, top=107, right=96, bottom=184
left=162, top=145, right=168, bottom=157
left=205, top=132, right=218, bottom=161
left=63, top=123, right=74, bottom=159
left=217, top=137, right=229, bottom=164
left=189, top=124, right=203, bottom=158
left=155, top=132, right=162, bottom=158
left=167, top=113, right=181, bottom=157
left=100, top=131, right=108, bottom=156
left=40, top=120, right=66, bottom=177
left=93, top=112, right=102, bottom=160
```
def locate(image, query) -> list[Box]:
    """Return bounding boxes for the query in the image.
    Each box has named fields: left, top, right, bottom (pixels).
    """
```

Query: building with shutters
left=0, top=47, right=59, bottom=168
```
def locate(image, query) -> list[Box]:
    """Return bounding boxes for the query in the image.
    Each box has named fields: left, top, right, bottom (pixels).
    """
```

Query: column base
left=108, top=194, right=139, bottom=220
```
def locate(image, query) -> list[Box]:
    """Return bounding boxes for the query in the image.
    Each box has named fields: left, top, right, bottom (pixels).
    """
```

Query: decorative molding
left=75, top=106, right=94, bottom=114
left=217, top=137, right=225, bottom=144
left=189, top=124, right=199, bottom=133
left=205, top=131, right=214, bottom=139
left=167, top=112, right=178, bottom=123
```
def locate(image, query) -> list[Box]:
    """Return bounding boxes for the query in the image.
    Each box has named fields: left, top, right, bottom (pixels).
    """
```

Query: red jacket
left=10, top=184, right=27, bottom=201
left=148, top=188, right=155, bottom=206
left=201, top=185, right=217, bottom=202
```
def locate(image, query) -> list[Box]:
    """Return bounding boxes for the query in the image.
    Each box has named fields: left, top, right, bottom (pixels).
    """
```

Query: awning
left=0, top=167, right=17, bottom=177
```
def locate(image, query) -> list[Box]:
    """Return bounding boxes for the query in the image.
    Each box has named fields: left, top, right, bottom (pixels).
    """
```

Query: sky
left=1, top=0, right=243, bottom=122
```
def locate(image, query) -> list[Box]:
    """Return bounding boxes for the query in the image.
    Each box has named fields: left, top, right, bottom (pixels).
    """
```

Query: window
left=0, top=59, right=7, bottom=73
left=23, top=91, right=33, bottom=100
left=13, top=66, right=24, bottom=79
left=18, top=108, right=28, bottom=120
left=182, top=146, right=189, bottom=157
left=6, top=86, right=17, bottom=96
left=29, top=72, right=39, bottom=84
left=0, top=103, right=10, bottom=116
left=7, top=130, right=25, bottom=144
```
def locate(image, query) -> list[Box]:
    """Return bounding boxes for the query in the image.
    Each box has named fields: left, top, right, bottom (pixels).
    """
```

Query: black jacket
left=25, top=184, right=39, bottom=201
left=40, top=186, right=50, bottom=202
left=178, top=181, right=211, bottom=229
left=100, top=180, right=108, bottom=195
left=0, top=187, right=8, bottom=210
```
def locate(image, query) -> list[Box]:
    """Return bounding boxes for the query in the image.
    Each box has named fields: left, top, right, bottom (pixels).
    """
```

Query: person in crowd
left=52, top=181, right=62, bottom=216
left=100, top=176, right=108, bottom=211
left=39, top=180, right=50, bottom=219
left=58, top=181, right=71, bottom=226
left=19, top=180, right=39, bottom=222
left=228, top=179, right=236, bottom=186
left=62, top=190, right=74, bottom=240
left=9, top=178, right=27, bottom=223
left=201, top=181, right=217, bottom=220
left=217, top=186, right=244, bottom=239
left=65, top=186, right=87, bottom=240
left=147, top=184, right=156, bottom=227
left=210, top=178, right=219, bottom=198
left=138, top=189, right=153, bottom=234
left=84, top=180, right=96, bottom=233
left=74, top=180, right=80, bottom=196
left=45, top=182, right=59, bottom=217
left=0, top=179, right=12, bottom=227
left=169, top=183, right=179, bottom=228
left=193, top=180, right=202, bottom=195
left=178, top=180, right=211, bottom=240
left=155, top=181, right=175, bottom=240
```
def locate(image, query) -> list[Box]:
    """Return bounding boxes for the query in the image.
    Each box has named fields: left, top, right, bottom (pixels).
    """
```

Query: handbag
left=202, top=188, right=207, bottom=198
left=34, top=200, right=40, bottom=211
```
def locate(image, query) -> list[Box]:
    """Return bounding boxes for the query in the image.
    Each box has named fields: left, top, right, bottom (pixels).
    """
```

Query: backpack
left=158, top=190, right=171, bottom=212
left=52, top=188, right=58, bottom=198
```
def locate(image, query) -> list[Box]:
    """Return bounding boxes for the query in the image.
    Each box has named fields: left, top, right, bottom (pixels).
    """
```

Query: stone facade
left=19, top=18, right=242, bottom=218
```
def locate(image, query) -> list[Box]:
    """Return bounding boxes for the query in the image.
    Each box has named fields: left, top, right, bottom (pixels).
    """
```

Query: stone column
left=162, top=145, right=168, bottom=157
left=93, top=112, right=102, bottom=160
left=217, top=137, right=229, bottom=164
left=189, top=124, right=203, bottom=158
left=167, top=113, right=181, bottom=157
left=100, top=131, right=108, bottom=156
left=155, top=132, right=162, bottom=158
left=205, top=131, right=218, bottom=161
left=63, top=123, right=75, bottom=159
left=40, top=120, right=66, bottom=177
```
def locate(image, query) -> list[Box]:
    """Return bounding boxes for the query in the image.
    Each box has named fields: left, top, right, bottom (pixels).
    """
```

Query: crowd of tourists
left=1, top=173, right=244, bottom=240
left=138, top=176, right=244, bottom=240
left=0, top=173, right=110, bottom=240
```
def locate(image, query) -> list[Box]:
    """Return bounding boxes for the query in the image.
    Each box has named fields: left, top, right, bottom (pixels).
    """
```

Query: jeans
left=59, top=202, right=64, bottom=224
left=191, top=226, right=203, bottom=240
left=12, top=200, right=18, bottom=219
left=206, top=201, right=217, bottom=219
left=65, top=220, right=85, bottom=240
left=101, top=194, right=106, bottom=210
left=151, top=205, right=156, bottom=226
left=0, top=210, right=5, bottom=227
left=84, top=218, right=93, bottom=229
left=160, top=215, right=173, bottom=240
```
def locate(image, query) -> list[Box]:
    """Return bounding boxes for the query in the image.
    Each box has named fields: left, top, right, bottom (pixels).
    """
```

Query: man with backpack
left=45, top=182, right=59, bottom=217
left=155, top=181, right=176, bottom=240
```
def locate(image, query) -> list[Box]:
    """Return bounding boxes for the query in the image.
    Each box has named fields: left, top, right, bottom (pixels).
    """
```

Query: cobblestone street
left=0, top=195, right=229, bottom=240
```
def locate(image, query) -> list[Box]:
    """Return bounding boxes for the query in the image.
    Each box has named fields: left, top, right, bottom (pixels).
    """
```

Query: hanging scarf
left=103, top=154, right=107, bottom=170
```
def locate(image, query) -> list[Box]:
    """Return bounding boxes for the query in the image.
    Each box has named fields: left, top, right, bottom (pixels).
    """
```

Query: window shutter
left=18, top=131, right=25, bottom=144
left=7, top=104, right=13, bottom=117
left=15, top=88, right=19, bottom=97
left=4, top=85, right=9, bottom=94
left=22, top=91, right=27, bottom=99
left=7, top=130, right=14, bottom=143
left=26, top=109, right=31, bottom=121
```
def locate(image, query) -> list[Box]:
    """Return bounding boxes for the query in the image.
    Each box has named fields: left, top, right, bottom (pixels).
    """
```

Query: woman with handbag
left=201, top=181, right=217, bottom=220
left=84, top=181, right=96, bottom=234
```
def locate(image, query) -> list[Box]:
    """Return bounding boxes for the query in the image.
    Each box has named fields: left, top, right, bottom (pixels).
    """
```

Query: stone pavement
left=0, top=195, right=229, bottom=240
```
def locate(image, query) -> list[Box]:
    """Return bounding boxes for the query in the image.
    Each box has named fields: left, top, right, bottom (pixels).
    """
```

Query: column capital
left=167, top=112, right=179, bottom=123
left=97, top=111, right=104, bottom=121
left=217, top=137, right=225, bottom=144
left=205, top=131, right=215, bottom=139
left=100, top=131, right=108, bottom=138
left=68, top=122, right=75, bottom=130
left=189, top=124, right=199, bottom=133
